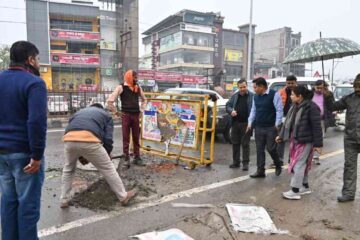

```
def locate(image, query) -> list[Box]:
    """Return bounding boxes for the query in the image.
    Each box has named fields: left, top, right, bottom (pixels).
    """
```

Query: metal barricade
left=139, top=92, right=217, bottom=169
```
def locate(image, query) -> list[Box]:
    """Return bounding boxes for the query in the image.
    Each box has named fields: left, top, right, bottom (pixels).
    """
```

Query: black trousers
left=342, top=139, right=360, bottom=198
left=231, top=122, right=250, bottom=166
left=254, top=126, right=283, bottom=170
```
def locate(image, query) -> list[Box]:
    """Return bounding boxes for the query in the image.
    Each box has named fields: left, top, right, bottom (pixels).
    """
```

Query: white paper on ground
left=130, top=228, right=194, bottom=240
left=225, top=203, right=289, bottom=235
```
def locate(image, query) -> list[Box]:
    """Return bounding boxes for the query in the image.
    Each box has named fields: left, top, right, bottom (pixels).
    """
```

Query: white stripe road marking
left=38, top=148, right=344, bottom=238
left=47, top=125, right=122, bottom=133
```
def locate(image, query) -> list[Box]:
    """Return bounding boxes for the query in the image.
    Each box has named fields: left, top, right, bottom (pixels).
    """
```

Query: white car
left=48, top=95, right=69, bottom=114
left=333, top=84, right=353, bottom=126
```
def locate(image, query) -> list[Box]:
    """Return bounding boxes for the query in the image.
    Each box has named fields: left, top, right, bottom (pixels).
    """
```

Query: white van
left=247, top=77, right=330, bottom=93
left=267, top=77, right=331, bottom=91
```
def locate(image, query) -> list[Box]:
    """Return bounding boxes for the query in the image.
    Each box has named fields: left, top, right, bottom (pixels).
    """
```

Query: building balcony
left=50, top=53, right=100, bottom=68
left=50, top=29, right=100, bottom=43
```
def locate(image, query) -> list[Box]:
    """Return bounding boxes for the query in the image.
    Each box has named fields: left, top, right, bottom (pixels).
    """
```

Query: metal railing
left=47, top=89, right=119, bottom=118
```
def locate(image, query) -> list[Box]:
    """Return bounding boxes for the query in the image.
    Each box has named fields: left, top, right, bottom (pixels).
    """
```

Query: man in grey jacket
left=60, top=104, right=137, bottom=207
left=332, top=74, right=360, bottom=202
left=226, top=79, right=254, bottom=170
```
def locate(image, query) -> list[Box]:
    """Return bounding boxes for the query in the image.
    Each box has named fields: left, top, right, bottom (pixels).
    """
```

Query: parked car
left=162, top=88, right=231, bottom=141
left=333, top=84, right=353, bottom=126
left=47, top=95, right=69, bottom=114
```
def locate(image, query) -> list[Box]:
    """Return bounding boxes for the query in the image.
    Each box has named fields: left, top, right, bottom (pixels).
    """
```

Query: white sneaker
left=299, top=187, right=312, bottom=195
left=282, top=190, right=301, bottom=200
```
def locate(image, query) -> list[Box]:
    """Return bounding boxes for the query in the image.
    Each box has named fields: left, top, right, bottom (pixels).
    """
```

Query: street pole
left=246, top=0, right=253, bottom=81
left=331, top=58, right=335, bottom=86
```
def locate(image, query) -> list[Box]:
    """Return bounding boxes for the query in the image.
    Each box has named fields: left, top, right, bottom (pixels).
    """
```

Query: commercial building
left=222, top=24, right=255, bottom=91
left=140, top=9, right=254, bottom=91
left=26, top=0, right=138, bottom=90
left=254, top=27, right=305, bottom=78
left=140, top=10, right=223, bottom=90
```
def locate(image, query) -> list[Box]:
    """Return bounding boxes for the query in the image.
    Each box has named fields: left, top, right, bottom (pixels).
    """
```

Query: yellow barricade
left=139, top=92, right=217, bottom=169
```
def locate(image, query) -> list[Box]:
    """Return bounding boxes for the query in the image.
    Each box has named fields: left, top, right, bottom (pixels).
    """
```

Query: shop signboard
left=138, top=70, right=207, bottom=84
left=183, top=12, right=214, bottom=26
left=213, top=20, right=223, bottom=72
left=51, top=53, right=100, bottom=65
left=50, top=30, right=100, bottom=41
left=224, top=49, right=243, bottom=62
left=182, top=24, right=213, bottom=34
left=154, top=71, right=182, bottom=81
left=78, top=84, right=99, bottom=92
left=182, top=75, right=207, bottom=84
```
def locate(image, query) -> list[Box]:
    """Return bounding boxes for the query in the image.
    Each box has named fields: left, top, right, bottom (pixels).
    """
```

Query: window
left=51, top=44, right=66, bottom=50
left=50, top=19, right=94, bottom=32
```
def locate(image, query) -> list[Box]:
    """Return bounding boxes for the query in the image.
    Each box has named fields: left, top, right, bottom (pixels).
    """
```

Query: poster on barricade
left=142, top=100, right=201, bottom=149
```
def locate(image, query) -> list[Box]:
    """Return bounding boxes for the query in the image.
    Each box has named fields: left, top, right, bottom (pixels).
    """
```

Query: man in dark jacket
left=60, top=104, right=137, bottom=208
left=247, top=77, right=283, bottom=178
left=332, top=74, right=360, bottom=202
left=0, top=41, right=47, bottom=240
left=226, top=79, right=254, bottom=171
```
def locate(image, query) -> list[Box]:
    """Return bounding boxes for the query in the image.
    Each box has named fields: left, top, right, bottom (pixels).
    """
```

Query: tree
left=0, top=46, right=10, bottom=71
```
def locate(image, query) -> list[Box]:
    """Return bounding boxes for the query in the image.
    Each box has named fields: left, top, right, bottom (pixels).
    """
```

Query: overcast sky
left=1, top=0, right=359, bottom=80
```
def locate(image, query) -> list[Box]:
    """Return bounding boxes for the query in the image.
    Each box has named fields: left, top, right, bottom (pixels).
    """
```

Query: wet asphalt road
left=1, top=126, right=359, bottom=239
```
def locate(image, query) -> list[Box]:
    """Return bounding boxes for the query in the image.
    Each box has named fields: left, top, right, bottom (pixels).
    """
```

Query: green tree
left=0, top=46, right=10, bottom=71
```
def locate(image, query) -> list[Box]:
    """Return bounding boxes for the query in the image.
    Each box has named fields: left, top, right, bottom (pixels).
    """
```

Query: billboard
left=51, top=53, right=100, bottom=65
left=224, top=49, right=243, bottom=62
left=100, top=41, right=116, bottom=50
left=50, top=30, right=100, bottom=41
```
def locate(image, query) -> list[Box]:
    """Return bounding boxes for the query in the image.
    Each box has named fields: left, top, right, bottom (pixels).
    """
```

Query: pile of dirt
left=70, top=177, right=157, bottom=211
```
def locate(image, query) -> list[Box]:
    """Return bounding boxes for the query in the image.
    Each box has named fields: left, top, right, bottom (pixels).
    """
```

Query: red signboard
left=138, top=70, right=207, bottom=84
left=154, top=71, right=182, bottom=81
left=78, top=84, right=99, bottom=92
left=50, top=30, right=100, bottom=41
left=182, top=75, right=207, bottom=84
left=138, top=70, right=155, bottom=80
left=51, top=53, right=100, bottom=65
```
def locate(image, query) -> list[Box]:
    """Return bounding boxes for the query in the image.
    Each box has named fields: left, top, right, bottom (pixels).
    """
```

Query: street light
left=246, top=0, right=253, bottom=81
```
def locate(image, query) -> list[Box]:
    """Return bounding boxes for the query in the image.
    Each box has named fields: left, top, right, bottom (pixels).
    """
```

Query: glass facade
left=160, top=49, right=213, bottom=66
left=183, top=31, right=214, bottom=47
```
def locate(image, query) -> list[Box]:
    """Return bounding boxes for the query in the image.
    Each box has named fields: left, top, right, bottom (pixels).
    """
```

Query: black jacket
left=65, top=106, right=114, bottom=154
left=226, top=91, right=254, bottom=121
left=332, top=92, right=360, bottom=143
left=294, top=100, right=323, bottom=147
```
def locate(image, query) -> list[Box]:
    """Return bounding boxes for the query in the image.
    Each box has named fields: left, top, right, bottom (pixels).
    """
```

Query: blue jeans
left=0, top=153, right=44, bottom=240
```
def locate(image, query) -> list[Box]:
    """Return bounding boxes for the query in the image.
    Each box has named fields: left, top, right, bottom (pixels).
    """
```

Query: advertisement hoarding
left=224, top=49, right=243, bottom=62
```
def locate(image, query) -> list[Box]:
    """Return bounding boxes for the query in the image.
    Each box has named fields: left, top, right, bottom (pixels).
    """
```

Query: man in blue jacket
left=0, top=41, right=47, bottom=240
left=226, top=79, right=254, bottom=171
left=247, top=77, right=283, bottom=178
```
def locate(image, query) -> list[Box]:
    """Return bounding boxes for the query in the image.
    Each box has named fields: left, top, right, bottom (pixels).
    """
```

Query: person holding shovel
left=60, top=104, right=137, bottom=208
